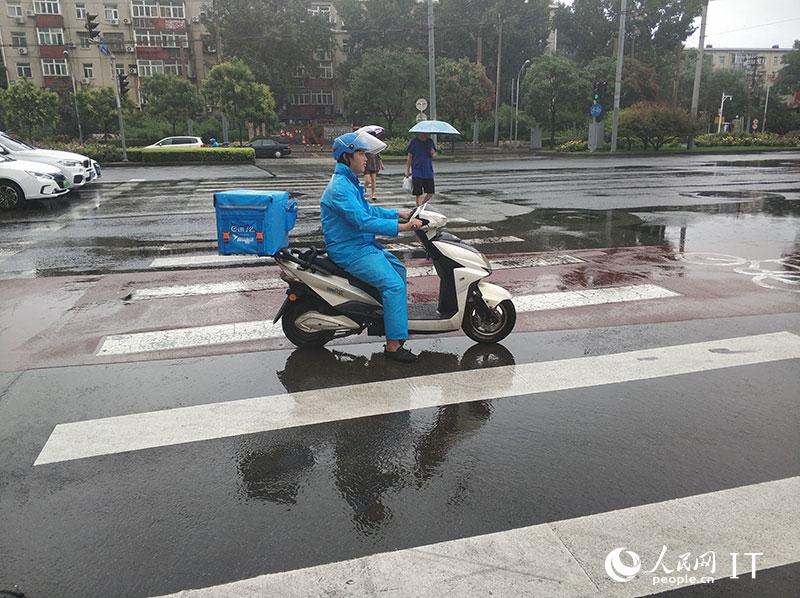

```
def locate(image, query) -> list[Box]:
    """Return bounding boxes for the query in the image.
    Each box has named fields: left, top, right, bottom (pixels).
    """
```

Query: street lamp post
left=514, top=59, right=531, bottom=142
left=688, top=0, right=710, bottom=149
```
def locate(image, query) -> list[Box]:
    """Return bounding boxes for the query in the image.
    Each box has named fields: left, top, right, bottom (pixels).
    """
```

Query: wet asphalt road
left=0, top=152, right=799, bottom=597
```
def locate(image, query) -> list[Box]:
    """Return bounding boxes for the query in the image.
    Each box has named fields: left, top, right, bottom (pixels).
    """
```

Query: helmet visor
left=353, top=131, right=387, bottom=155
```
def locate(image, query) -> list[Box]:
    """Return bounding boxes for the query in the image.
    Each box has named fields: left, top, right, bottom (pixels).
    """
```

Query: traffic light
left=592, top=80, right=608, bottom=103
left=118, top=73, right=129, bottom=96
left=85, top=13, right=100, bottom=40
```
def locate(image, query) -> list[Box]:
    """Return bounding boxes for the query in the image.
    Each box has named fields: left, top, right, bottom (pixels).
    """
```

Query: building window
left=83, top=63, right=94, bottom=79
left=164, top=62, right=182, bottom=75
left=115, top=64, right=126, bottom=75
left=16, top=63, right=33, bottom=78
left=34, top=0, right=61, bottom=15
left=161, top=32, right=187, bottom=48
left=105, top=32, right=124, bottom=52
left=318, top=62, right=333, bottom=79
left=773, top=55, right=780, bottom=65
left=309, top=4, right=334, bottom=24
left=718, top=55, right=725, bottom=65
left=11, top=32, right=27, bottom=47
left=104, top=4, right=119, bottom=20
left=41, top=58, right=69, bottom=76
left=313, top=49, right=331, bottom=61
left=77, top=32, right=91, bottom=48
left=6, top=2, right=23, bottom=17
left=137, top=59, right=164, bottom=76
left=135, top=30, right=160, bottom=46
left=75, top=3, right=85, bottom=19
left=310, top=90, right=333, bottom=105
left=38, top=27, right=65, bottom=45
left=131, top=0, right=158, bottom=18
left=159, top=1, right=184, bottom=19
left=291, top=93, right=308, bottom=106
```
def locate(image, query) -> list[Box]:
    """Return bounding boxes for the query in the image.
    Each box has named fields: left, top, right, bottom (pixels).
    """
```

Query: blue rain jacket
left=321, top=163, right=399, bottom=263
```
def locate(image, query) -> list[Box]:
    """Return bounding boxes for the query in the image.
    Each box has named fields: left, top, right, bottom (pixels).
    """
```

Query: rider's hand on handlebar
left=399, top=218, right=424, bottom=232
left=398, top=209, right=413, bottom=220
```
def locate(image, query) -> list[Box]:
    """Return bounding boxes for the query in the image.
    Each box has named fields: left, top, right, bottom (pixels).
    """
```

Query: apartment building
left=0, top=0, right=216, bottom=104
left=704, top=45, right=792, bottom=90
left=283, top=1, right=347, bottom=125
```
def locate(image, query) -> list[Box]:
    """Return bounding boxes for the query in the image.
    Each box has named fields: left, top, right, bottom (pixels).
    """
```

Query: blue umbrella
left=408, top=120, right=461, bottom=135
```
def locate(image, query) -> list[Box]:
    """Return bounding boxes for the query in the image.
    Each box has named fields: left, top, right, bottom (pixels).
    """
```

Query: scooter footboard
left=477, top=281, right=512, bottom=308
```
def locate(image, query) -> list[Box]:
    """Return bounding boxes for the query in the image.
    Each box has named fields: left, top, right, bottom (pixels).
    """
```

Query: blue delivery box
left=214, top=190, right=298, bottom=256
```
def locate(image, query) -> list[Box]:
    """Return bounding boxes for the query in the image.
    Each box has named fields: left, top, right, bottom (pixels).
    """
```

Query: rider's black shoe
left=384, top=346, right=418, bottom=363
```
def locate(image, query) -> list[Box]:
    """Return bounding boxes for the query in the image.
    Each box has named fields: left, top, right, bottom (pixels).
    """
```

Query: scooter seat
left=311, top=256, right=383, bottom=302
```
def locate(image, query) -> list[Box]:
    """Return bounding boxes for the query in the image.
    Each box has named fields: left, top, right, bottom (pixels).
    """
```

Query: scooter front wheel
left=281, top=300, right=336, bottom=348
left=462, top=299, right=516, bottom=343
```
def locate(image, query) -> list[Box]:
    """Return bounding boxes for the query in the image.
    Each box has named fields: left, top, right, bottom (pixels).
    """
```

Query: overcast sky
left=559, top=0, right=800, bottom=50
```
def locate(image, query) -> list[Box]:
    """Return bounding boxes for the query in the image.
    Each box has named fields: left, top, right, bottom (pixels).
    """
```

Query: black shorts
left=412, top=177, right=435, bottom=195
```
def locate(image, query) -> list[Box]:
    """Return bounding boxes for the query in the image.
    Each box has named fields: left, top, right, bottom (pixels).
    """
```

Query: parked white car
left=146, top=136, right=204, bottom=148
left=0, top=155, right=70, bottom=209
left=0, top=131, right=99, bottom=188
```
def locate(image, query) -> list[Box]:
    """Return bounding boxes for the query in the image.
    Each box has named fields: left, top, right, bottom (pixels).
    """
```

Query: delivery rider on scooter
left=320, top=131, right=424, bottom=363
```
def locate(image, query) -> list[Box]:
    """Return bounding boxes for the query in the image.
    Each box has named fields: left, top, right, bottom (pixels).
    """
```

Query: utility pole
left=426, top=0, right=437, bottom=122
left=64, top=50, right=84, bottom=144
left=493, top=16, right=503, bottom=146
left=717, top=92, right=732, bottom=133
left=110, top=55, right=128, bottom=161
left=762, top=85, right=771, bottom=132
left=610, top=0, right=627, bottom=152
left=688, top=0, right=710, bottom=149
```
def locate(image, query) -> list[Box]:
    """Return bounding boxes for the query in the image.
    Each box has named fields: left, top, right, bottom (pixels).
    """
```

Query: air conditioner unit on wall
left=128, top=66, right=138, bottom=74
left=125, top=45, right=135, bottom=53
left=25, top=9, right=35, bottom=16
left=18, top=47, right=28, bottom=55
left=191, top=16, right=200, bottom=23
left=81, top=78, right=91, bottom=84
left=66, top=42, right=77, bottom=48
left=15, top=15, right=25, bottom=24
left=123, top=17, right=131, bottom=24
left=108, top=18, right=119, bottom=25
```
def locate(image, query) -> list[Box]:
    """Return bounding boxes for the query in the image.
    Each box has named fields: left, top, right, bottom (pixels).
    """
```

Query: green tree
left=1, top=79, right=58, bottom=139
left=345, top=49, right=426, bottom=135
left=553, top=0, right=617, bottom=64
left=763, top=93, right=800, bottom=134
left=141, top=74, right=203, bottom=135
left=336, top=0, right=425, bottom=57
left=206, top=0, right=332, bottom=104
left=522, top=54, right=589, bottom=147
left=619, top=102, right=702, bottom=150
left=77, top=87, right=118, bottom=138
left=202, top=59, right=277, bottom=145
left=774, top=40, right=800, bottom=95
left=678, top=49, right=748, bottom=131
left=435, top=58, right=494, bottom=131
left=0, top=65, right=8, bottom=89
left=587, top=56, right=661, bottom=108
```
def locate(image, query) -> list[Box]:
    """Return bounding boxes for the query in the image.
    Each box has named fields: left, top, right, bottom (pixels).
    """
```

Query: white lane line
left=149, top=254, right=273, bottom=268
left=125, top=279, right=286, bottom=301
left=97, top=284, right=679, bottom=354
left=492, top=254, right=584, bottom=268
left=41, top=331, right=800, bottom=465
left=152, top=476, right=800, bottom=598
left=449, top=225, right=493, bottom=232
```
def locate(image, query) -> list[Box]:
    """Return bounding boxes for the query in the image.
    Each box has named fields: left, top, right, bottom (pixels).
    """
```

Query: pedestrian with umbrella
left=405, top=120, right=460, bottom=207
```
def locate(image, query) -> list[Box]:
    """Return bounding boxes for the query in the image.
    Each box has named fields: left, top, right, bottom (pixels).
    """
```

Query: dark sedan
left=249, top=138, right=292, bottom=158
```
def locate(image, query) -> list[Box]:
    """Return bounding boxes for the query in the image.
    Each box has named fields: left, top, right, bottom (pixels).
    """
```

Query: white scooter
left=273, top=202, right=516, bottom=347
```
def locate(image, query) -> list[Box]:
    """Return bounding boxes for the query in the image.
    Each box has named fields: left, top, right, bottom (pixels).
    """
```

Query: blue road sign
left=590, top=103, right=603, bottom=118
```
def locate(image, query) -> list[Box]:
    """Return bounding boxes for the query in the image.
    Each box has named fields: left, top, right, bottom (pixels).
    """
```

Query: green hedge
left=694, top=132, right=800, bottom=147
left=130, top=147, right=255, bottom=163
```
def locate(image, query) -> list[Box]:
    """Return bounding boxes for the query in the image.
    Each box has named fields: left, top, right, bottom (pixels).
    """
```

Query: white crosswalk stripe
left=95, top=284, right=679, bottom=355
left=41, top=332, right=800, bottom=465
left=153, top=475, right=800, bottom=598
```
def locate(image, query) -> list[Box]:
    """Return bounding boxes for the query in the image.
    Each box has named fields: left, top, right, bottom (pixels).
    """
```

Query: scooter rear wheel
left=462, top=299, right=516, bottom=343
left=282, top=300, right=336, bottom=348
